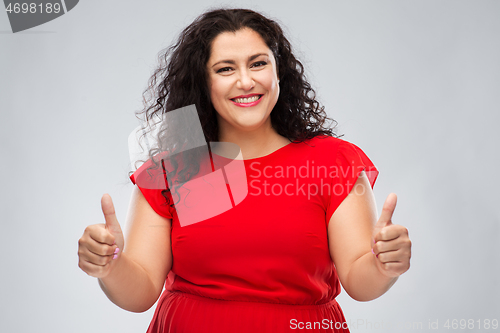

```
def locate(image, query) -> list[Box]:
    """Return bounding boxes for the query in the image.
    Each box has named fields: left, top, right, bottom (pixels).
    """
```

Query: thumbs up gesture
left=78, top=194, right=125, bottom=278
left=371, top=193, right=411, bottom=278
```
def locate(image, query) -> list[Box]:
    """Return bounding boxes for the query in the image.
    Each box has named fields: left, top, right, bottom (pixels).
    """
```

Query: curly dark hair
left=131, top=7, right=339, bottom=212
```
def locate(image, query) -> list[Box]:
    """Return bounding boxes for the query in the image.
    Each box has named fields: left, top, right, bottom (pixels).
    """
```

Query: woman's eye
left=251, top=61, right=267, bottom=68
left=216, top=67, right=232, bottom=73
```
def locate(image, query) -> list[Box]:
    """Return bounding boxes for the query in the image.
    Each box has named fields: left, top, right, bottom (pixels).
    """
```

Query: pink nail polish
left=113, top=254, right=118, bottom=260
left=371, top=248, right=375, bottom=254
left=114, top=247, right=120, bottom=254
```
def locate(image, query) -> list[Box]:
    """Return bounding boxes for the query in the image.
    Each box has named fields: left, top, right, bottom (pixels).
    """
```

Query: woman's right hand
left=78, top=194, right=125, bottom=278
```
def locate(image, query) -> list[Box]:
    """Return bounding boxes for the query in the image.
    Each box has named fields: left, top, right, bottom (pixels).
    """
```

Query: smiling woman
left=77, top=7, right=411, bottom=333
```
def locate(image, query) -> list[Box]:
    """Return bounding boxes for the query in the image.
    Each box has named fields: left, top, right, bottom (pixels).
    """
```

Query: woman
left=78, top=8, right=411, bottom=332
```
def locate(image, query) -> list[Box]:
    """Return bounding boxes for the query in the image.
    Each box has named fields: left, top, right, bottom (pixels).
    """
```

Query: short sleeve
left=325, top=140, right=379, bottom=224
left=129, top=155, right=175, bottom=220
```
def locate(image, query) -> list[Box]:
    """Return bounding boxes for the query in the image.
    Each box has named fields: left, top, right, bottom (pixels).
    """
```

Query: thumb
left=101, top=193, right=123, bottom=238
left=373, top=193, right=397, bottom=237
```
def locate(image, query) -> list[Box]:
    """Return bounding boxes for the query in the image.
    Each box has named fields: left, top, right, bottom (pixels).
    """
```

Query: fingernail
left=371, top=248, right=375, bottom=254
left=112, top=241, right=116, bottom=245
left=114, top=247, right=120, bottom=254
left=113, top=254, right=118, bottom=260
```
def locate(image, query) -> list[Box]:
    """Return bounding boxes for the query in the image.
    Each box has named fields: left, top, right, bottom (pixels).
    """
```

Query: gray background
left=1, top=0, right=499, bottom=332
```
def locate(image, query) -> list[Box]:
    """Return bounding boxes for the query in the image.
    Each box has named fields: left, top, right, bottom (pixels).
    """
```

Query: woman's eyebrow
left=211, top=53, right=268, bottom=68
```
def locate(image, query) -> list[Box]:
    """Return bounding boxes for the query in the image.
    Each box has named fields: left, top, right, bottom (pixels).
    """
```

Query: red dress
left=129, top=135, right=378, bottom=332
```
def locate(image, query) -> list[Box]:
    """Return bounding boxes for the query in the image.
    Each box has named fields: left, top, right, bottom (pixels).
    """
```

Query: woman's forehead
left=208, top=28, right=272, bottom=62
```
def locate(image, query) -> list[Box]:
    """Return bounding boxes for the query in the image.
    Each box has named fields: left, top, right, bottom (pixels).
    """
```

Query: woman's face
left=206, top=28, right=280, bottom=138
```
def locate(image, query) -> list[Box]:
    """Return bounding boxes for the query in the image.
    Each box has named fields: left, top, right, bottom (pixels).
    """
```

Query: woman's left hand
left=371, top=193, right=412, bottom=278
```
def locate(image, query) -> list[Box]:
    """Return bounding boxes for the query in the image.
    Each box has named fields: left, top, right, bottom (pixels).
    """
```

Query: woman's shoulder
left=283, top=134, right=345, bottom=164
left=300, top=134, right=348, bottom=149
left=130, top=150, right=173, bottom=189
left=294, top=134, right=373, bottom=164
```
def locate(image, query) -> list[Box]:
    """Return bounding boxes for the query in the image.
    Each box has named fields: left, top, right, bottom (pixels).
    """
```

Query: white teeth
left=234, top=95, right=260, bottom=103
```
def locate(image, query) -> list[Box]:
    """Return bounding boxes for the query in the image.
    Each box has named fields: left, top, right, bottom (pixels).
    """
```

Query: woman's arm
left=328, top=171, right=411, bottom=302
left=97, top=187, right=172, bottom=312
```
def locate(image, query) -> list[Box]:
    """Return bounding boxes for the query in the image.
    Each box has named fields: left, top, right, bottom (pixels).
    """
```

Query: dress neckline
left=211, top=141, right=294, bottom=161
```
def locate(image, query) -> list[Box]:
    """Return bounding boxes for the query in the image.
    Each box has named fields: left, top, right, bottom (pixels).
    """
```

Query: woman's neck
left=216, top=123, right=290, bottom=160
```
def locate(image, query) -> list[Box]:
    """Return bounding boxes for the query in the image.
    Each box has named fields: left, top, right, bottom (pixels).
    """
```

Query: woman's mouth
left=231, top=94, right=263, bottom=107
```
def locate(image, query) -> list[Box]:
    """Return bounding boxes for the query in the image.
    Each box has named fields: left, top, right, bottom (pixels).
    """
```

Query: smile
left=230, top=94, right=263, bottom=107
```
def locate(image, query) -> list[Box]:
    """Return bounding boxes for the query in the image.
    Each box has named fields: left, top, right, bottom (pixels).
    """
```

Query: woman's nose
left=236, top=70, right=255, bottom=90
